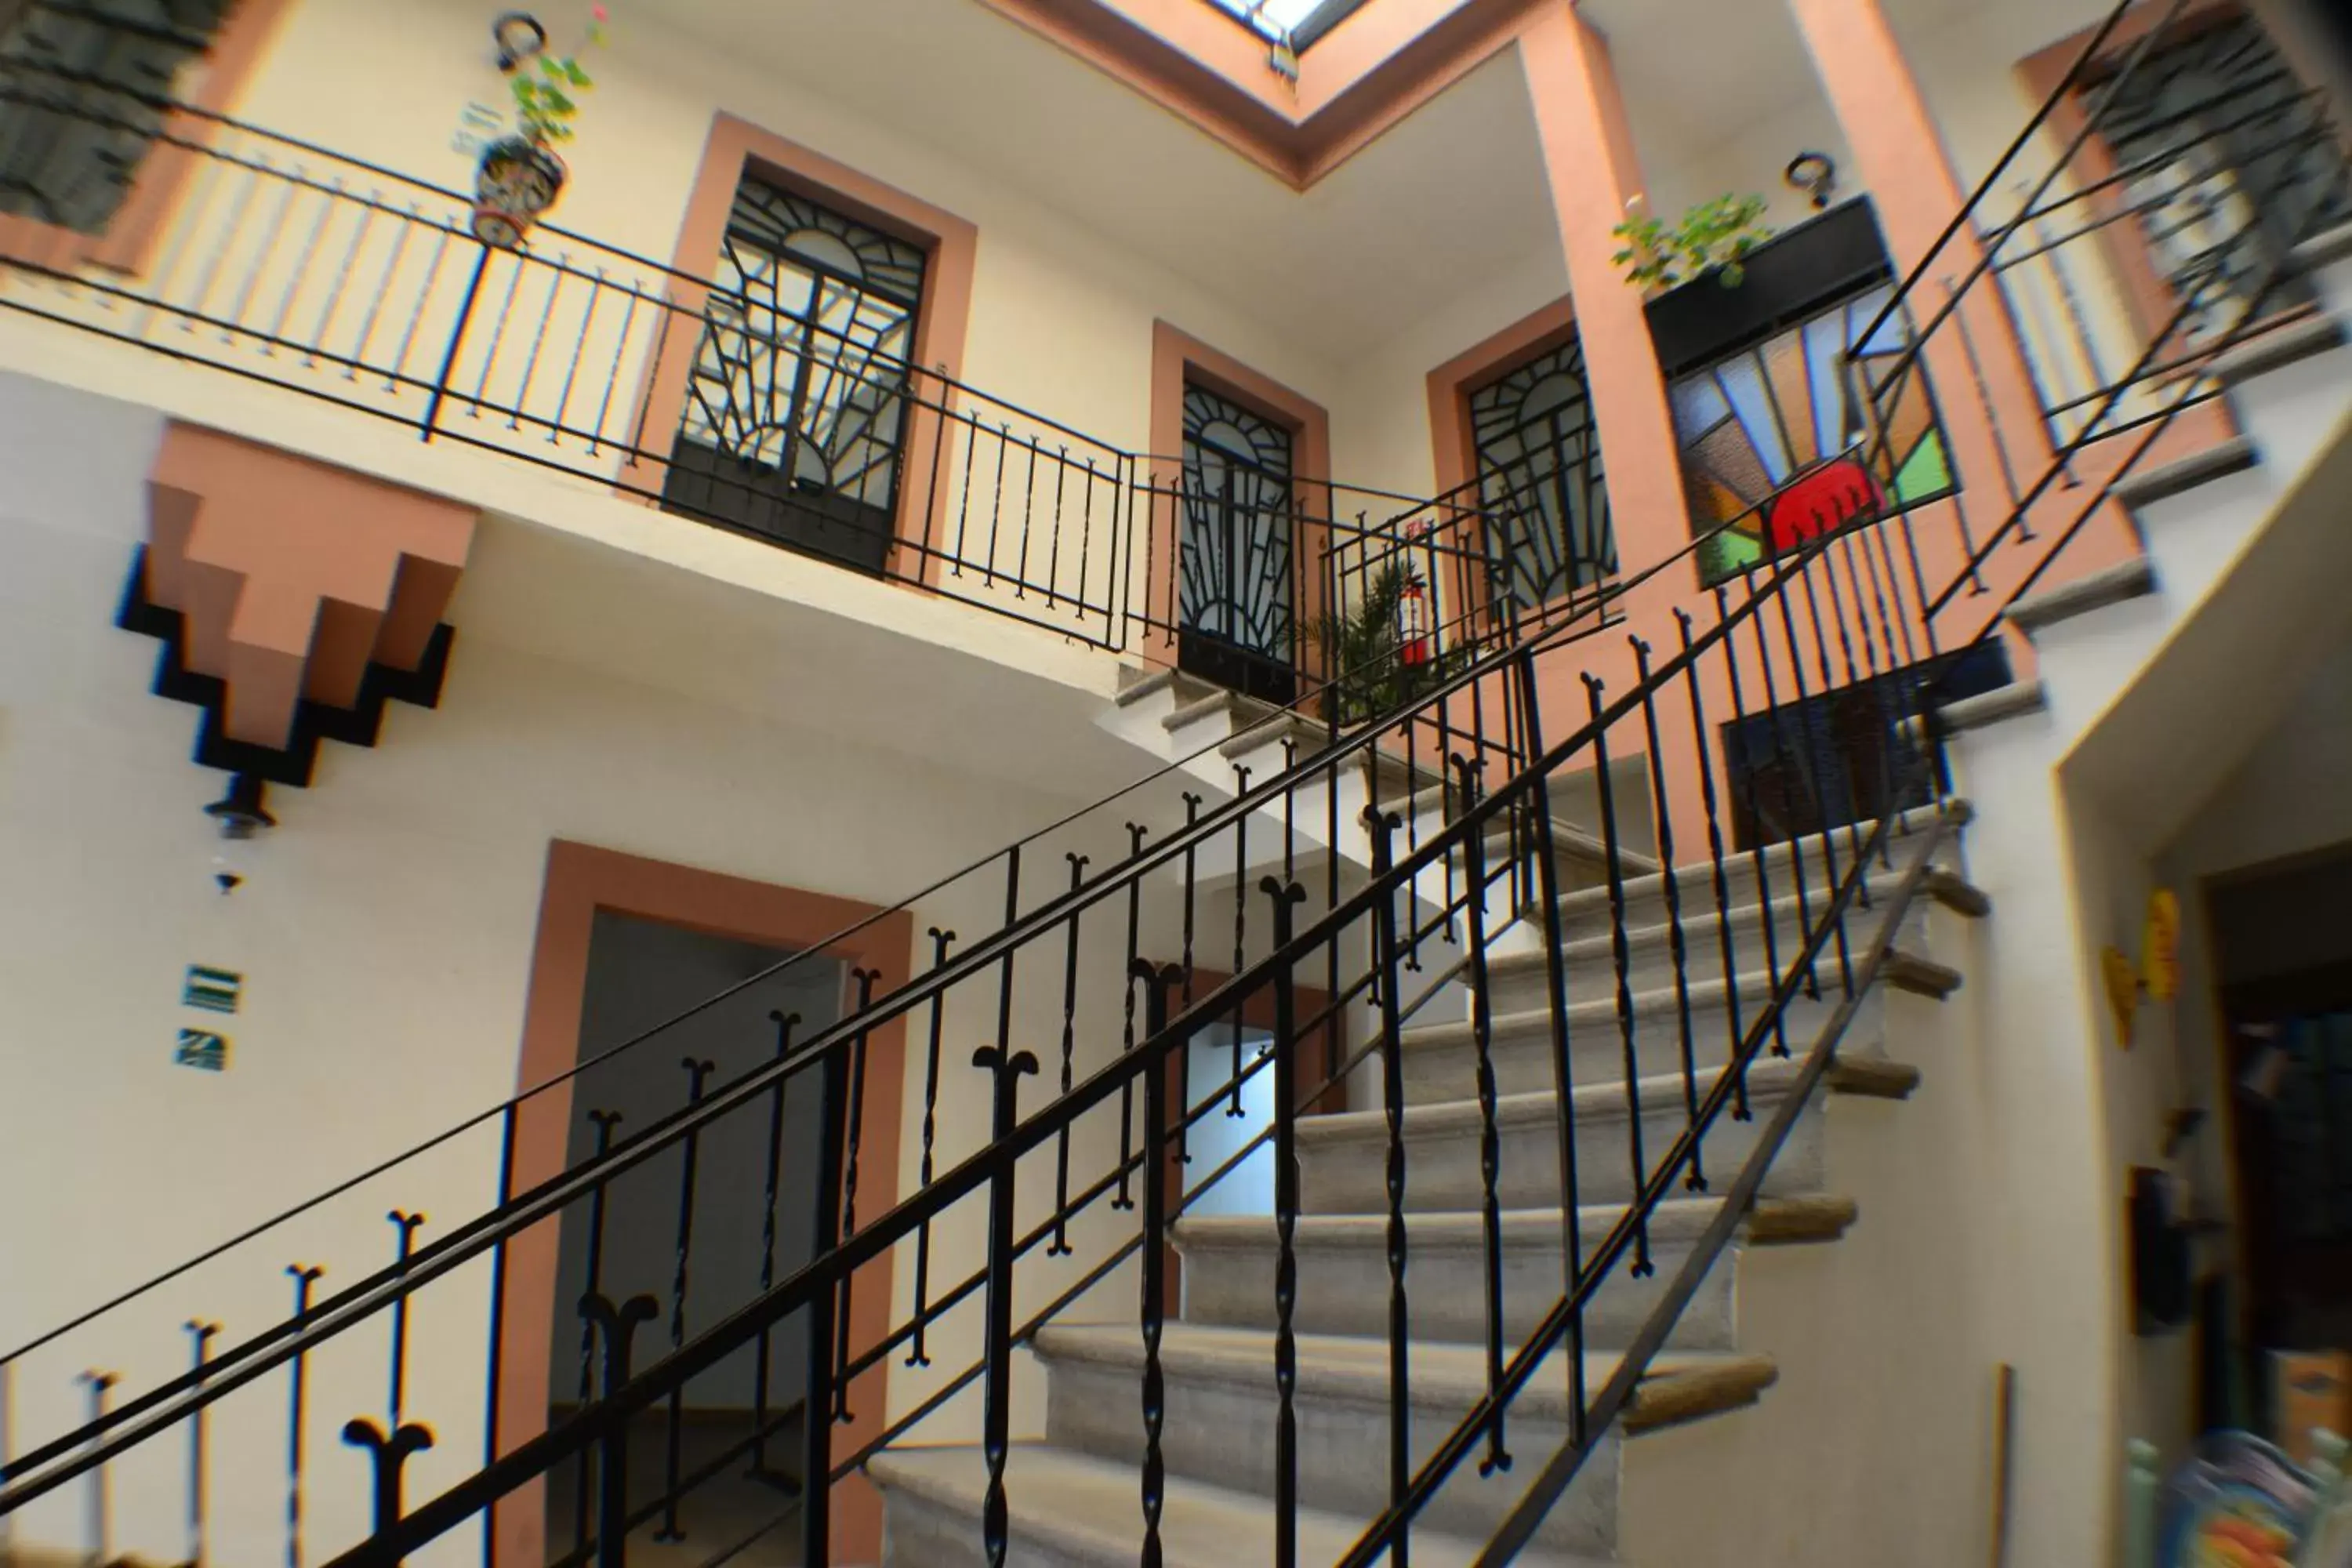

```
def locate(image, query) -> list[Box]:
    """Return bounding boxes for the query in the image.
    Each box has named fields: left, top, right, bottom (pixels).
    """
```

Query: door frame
left=1146, top=321, right=1334, bottom=694
left=492, top=839, right=913, bottom=1568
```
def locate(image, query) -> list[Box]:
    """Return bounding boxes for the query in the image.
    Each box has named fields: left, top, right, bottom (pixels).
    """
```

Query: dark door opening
left=1720, top=641, right=2013, bottom=851
left=543, top=910, right=844, bottom=1558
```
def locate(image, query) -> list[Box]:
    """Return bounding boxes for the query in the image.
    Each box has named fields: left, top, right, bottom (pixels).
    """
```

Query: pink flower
left=591, top=4, right=607, bottom=18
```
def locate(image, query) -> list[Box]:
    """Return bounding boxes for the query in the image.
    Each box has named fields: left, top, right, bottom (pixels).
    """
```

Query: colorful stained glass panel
left=1671, top=281, right=1957, bottom=586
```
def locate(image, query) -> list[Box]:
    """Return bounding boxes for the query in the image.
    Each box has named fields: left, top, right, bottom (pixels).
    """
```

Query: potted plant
left=1308, top=561, right=1460, bottom=729
left=1611, top=193, right=1773, bottom=295
left=474, top=5, right=608, bottom=249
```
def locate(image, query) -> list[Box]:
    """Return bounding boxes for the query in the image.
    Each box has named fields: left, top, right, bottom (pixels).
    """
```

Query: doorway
left=541, top=910, right=844, bottom=1563
left=1178, top=380, right=1300, bottom=705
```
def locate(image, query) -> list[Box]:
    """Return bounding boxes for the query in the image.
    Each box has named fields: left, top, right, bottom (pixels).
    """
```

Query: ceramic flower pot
left=471, top=136, right=567, bottom=249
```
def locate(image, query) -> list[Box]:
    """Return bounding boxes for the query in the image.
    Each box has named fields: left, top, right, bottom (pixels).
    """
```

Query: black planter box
left=1644, top=198, right=1896, bottom=379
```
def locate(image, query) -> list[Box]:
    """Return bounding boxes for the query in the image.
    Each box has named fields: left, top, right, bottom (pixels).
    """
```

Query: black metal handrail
left=2, top=9, right=2346, bottom=1566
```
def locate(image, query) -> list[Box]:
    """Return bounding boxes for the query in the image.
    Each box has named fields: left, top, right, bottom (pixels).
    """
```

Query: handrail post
left=420, top=245, right=493, bottom=441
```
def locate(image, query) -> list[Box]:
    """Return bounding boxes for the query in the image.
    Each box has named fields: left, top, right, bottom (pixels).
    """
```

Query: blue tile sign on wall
left=175, top=1029, right=230, bottom=1072
left=183, top=965, right=241, bottom=1014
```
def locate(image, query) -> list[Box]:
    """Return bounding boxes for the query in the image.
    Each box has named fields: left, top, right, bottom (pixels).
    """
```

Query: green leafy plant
left=1612, top=194, right=1774, bottom=292
left=510, top=6, right=608, bottom=146
left=1307, top=562, right=1460, bottom=728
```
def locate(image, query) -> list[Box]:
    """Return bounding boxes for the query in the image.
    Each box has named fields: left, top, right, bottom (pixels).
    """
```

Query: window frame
left=0, top=0, right=293, bottom=274
left=626, top=113, right=978, bottom=586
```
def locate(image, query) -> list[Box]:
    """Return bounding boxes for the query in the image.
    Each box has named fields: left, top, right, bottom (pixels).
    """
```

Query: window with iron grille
left=662, top=174, right=931, bottom=575
left=2090, top=10, right=2352, bottom=335
left=1465, top=334, right=1616, bottom=613
left=0, top=0, right=233, bottom=236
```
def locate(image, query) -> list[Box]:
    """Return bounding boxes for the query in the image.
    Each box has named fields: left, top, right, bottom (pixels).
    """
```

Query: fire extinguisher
left=1397, top=572, right=1432, bottom=667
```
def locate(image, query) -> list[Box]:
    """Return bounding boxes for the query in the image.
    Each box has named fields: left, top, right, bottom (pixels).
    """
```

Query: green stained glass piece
left=1891, top=430, right=1952, bottom=505
left=1699, top=528, right=1766, bottom=587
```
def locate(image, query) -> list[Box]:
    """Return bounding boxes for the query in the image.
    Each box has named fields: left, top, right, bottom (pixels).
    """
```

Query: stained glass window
left=1466, top=334, right=1614, bottom=611
left=1671, top=281, right=1955, bottom=588
left=1180, top=383, right=1295, bottom=665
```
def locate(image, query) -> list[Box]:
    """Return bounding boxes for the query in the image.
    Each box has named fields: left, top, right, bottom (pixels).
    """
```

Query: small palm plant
left=1307, top=562, right=1457, bottom=728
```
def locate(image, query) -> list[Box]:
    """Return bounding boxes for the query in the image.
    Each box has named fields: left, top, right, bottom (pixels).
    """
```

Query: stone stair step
left=1483, top=876, right=1933, bottom=1005
left=1300, top=1054, right=1833, bottom=1213
left=1172, top=1195, right=1856, bottom=1353
left=1549, top=800, right=1966, bottom=935
left=867, top=1442, right=1613, bottom=1568
left=1034, top=1322, right=1773, bottom=1557
left=1399, top=960, right=1950, bottom=1105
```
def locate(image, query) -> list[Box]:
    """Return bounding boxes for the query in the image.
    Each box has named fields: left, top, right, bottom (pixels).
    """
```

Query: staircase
left=864, top=805, right=1982, bottom=1565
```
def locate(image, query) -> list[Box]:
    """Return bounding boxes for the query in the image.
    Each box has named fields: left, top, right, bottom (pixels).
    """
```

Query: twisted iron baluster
left=1114, top=825, right=1149, bottom=1212
left=835, top=969, right=880, bottom=1424
left=284, top=1265, right=323, bottom=1568
left=1630, top=636, right=1704, bottom=1192
left=1581, top=673, right=1652, bottom=1277
left=1673, top=610, right=1751, bottom=1125
left=1052, top=854, right=1089, bottom=1256
left=971, top=1043, right=1040, bottom=1567
left=1450, top=755, right=1512, bottom=1476
left=655, top=1056, right=717, bottom=1543
left=1132, top=960, right=1184, bottom=1568
left=753, top=1014, right=797, bottom=1470
left=909, top=928, right=955, bottom=1362
left=1262, top=876, right=1309, bottom=1567
left=1364, top=808, right=1412, bottom=1568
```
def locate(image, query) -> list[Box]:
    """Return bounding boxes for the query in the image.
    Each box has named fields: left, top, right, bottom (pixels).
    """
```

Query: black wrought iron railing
left=0, top=3, right=2346, bottom=1565
left=0, top=64, right=1541, bottom=683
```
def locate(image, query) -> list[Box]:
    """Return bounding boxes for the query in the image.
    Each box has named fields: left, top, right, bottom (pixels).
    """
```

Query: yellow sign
left=2103, top=946, right=2140, bottom=1051
left=2143, top=889, right=2181, bottom=1004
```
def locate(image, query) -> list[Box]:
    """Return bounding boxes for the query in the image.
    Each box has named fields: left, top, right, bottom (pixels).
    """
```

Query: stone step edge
left=1171, top=1192, right=1860, bottom=1254
left=1399, top=951, right=1958, bottom=1053
left=1033, top=1322, right=1778, bottom=1437
left=1300, top=1054, right=1817, bottom=1145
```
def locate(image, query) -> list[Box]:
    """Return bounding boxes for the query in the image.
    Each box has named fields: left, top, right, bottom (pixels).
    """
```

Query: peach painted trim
left=1143, top=319, right=1334, bottom=670
left=2016, top=1, right=2250, bottom=350
left=621, top=113, right=978, bottom=585
left=0, top=0, right=296, bottom=275
left=968, top=0, right=1548, bottom=190
left=492, top=840, right=913, bottom=1568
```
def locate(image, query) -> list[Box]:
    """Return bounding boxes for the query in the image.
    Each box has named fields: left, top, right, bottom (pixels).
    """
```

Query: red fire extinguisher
left=1397, top=572, right=1432, bottom=667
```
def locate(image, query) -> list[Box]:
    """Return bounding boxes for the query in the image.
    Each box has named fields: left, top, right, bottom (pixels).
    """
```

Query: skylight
left=1201, top=0, right=1338, bottom=45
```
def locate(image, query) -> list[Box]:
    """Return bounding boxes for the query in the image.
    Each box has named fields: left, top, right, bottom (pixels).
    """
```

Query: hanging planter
left=472, top=135, right=567, bottom=249
left=473, top=5, right=606, bottom=250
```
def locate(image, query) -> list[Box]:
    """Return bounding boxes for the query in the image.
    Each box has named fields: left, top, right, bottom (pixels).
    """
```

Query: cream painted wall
left=0, top=365, right=1180, bottom=1567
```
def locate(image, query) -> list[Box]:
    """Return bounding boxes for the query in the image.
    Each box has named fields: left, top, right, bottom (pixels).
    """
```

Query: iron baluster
left=1052, top=854, right=1089, bottom=1255
left=387, top=216, right=456, bottom=392
left=1445, top=755, right=1515, bottom=1476
left=579, top=1292, right=659, bottom=1568
left=1364, top=808, right=1412, bottom=1568
left=950, top=400, right=978, bottom=576
left=263, top=176, right=336, bottom=352
left=1629, top=637, right=1704, bottom=1192
left=224, top=165, right=299, bottom=340
left=800, top=1040, right=850, bottom=1568
left=574, top=1109, right=623, bottom=1554
left=1512, top=649, right=1588, bottom=1439
left=982, top=423, right=1009, bottom=587
left=548, top=264, right=605, bottom=443
left=339, top=1418, right=435, bottom=1568
left=971, top=1043, right=1041, bottom=1568
left=1046, top=443, right=1069, bottom=608
left=1672, top=611, right=1751, bottom=1124
left=835, top=969, right=881, bottom=1425
left=1778, top=561, right=1857, bottom=996
left=1717, top=583, right=1791, bottom=1061
left=419, top=245, right=492, bottom=439
left=1799, top=550, right=1871, bottom=924
left=79, top=1371, right=115, bottom=1568
left=1132, top=960, right=1184, bottom=1568
left=184, top=1320, right=220, bottom=1568
left=1821, top=535, right=1892, bottom=880
left=347, top=203, right=415, bottom=379
left=284, top=1265, right=323, bottom=1568
left=1740, top=570, right=1817, bottom=1022
left=1114, top=826, right=1148, bottom=1212
left=909, top=928, right=954, bottom=1360
left=1231, top=761, right=1253, bottom=1117
left=1261, top=875, right=1310, bottom=1568
left=1581, top=673, right=1653, bottom=1278
left=655, top=1055, right=717, bottom=1543
left=304, top=184, right=372, bottom=368
left=384, top=1210, right=425, bottom=1428
left=753, top=1014, right=798, bottom=1468
left=1178, top=793, right=1200, bottom=1164
left=1014, top=430, right=1040, bottom=597
left=481, top=1102, right=519, bottom=1568
left=585, top=278, right=645, bottom=456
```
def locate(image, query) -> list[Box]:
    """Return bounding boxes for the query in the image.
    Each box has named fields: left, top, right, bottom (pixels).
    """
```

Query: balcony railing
left=0, top=72, right=1542, bottom=688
